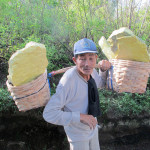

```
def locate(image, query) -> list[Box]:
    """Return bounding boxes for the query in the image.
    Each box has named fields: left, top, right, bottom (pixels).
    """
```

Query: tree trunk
left=128, top=0, right=134, bottom=29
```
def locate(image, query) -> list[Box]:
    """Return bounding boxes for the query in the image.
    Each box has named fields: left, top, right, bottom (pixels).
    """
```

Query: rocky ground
left=0, top=109, right=149, bottom=150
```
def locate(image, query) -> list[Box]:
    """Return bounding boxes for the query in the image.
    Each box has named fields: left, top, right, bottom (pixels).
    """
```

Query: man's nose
left=85, top=59, right=90, bottom=66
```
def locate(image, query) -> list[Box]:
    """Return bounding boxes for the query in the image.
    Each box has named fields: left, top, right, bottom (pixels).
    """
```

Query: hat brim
left=74, top=50, right=98, bottom=55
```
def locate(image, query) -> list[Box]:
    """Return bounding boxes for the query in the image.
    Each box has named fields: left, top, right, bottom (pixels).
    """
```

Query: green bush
left=46, top=44, right=73, bottom=73
left=0, top=88, right=17, bottom=112
left=99, top=89, right=150, bottom=117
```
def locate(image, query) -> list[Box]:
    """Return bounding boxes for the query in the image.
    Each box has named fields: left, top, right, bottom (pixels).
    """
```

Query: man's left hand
left=98, top=60, right=111, bottom=72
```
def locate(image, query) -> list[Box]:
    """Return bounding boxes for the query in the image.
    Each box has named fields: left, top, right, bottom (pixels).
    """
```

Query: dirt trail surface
left=0, top=113, right=149, bottom=150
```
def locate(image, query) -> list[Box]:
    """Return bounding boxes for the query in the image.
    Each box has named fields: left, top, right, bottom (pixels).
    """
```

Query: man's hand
left=98, top=60, right=111, bottom=72
left=80, top=114, right=97, bottom=129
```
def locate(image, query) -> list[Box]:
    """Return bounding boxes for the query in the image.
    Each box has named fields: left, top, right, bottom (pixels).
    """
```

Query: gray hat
left=74, top=38, right=98, bottom=55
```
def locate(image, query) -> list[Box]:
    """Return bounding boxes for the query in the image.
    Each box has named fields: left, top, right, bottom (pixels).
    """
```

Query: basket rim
left=109, top=59, right=150, bottom=69
left=110, top=59, right=150, bottom=64
left=6, top=69, right=47, bottom=89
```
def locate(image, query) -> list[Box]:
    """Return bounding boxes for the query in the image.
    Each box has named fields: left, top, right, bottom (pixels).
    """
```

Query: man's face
left=73, top=53, right=97, bottom=79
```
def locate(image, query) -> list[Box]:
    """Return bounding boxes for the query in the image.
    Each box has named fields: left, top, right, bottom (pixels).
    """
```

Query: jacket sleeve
left=43, top=75, right=80, bottom=126
left=92, top=68, right=107, bottom=89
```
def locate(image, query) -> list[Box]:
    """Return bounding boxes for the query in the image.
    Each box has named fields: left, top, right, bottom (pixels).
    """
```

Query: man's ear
left=96, top=54, right=98, bottom=59
left=72, top=57, right=76, bottom=64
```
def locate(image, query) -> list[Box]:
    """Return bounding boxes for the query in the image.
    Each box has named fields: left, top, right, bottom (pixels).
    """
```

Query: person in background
left=43, top=38, right=111, bottom=150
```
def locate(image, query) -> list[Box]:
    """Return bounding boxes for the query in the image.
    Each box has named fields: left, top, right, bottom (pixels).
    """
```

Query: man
left=43, top=38, right=111, bottom=150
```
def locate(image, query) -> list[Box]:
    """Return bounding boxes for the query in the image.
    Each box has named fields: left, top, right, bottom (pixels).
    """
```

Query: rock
left=7, top=141, right=26, bottom=150
left=98, top=36, right=115, bottom=60
left=0, top=139, right=6, bottom=150
left=8, top=42, right=48, bottom=86
left=99, top=27, right=149, bottom=62
left=0, top=125, right=5, bottom=132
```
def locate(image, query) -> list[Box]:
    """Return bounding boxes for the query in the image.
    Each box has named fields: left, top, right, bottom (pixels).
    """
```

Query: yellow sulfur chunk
left=8, top=42, right=48, bottom=86
left=114, top=36, right=149, bottom=62
left=99, top=27, right=149, bottom=62
left=98, top=36, right=115, bottom=60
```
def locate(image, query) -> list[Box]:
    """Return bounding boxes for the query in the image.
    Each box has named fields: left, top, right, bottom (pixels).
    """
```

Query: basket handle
left=49, top=64, right=99, bottom=77
left=107, top=66, right=114, bottom=90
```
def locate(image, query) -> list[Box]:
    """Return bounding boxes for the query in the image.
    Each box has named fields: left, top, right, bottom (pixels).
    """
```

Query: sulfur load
left=8, top=42, right=48, bottom=86
left=99, top=27, right=149, bottom=62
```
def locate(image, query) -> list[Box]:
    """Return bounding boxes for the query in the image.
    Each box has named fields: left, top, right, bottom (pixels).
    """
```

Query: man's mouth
left=83, top=68, right=91, bottom=71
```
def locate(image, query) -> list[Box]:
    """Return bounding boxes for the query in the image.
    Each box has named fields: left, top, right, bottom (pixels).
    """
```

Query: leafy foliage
left=0, top=88, right=17, bottom=112
left=99, top=89, right=150, bottom=117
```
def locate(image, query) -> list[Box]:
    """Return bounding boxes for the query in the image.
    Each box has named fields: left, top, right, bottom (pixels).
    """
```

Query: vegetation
left=0, top=0, right=150, bottom=117
left=99, top=89, right=150, bottom=117
left=0, top=88, right=17, bottom=112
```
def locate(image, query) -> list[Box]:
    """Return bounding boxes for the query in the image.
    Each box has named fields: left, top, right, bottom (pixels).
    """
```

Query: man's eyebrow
left=79, top=54, right=86, bottom=57
left=89, top=53, right=95, bottom=56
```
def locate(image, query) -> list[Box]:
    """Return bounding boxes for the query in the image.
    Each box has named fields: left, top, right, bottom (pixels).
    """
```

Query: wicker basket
left=107, top=59, right=150, bottom=93
left=6, top=70, right=50, bottom=111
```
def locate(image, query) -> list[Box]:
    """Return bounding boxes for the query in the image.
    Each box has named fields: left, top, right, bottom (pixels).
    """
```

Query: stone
left=8, top=42, right=48, bottom=86
left=99, top=27, right=149, bottom=62
left=7, top=141, right=26, bottom=150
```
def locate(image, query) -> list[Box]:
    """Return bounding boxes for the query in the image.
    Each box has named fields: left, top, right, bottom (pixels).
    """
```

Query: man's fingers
left=89, top=117, right=97, bottom=129
left=98, top=60, right=111, bottom=71
left=80, top=114, right=98, bottom=129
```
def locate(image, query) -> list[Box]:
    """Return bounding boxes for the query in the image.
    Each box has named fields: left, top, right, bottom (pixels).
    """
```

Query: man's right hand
left=98, top=60, right=111, bottom=72
left=80, top=114, right=97, bottom=129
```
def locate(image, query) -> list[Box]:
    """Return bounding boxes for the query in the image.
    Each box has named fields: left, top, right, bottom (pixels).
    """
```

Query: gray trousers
left=69, top=128, right=100, bottom=150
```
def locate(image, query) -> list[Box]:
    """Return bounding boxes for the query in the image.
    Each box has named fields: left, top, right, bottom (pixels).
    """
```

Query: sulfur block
left=8, top=42, right=48, bottom=86
left=98, top=36, right=115, bottom=60
left=99, top=27, right=149, bottom=62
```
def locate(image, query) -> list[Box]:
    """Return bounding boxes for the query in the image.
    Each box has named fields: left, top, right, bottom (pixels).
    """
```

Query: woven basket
left=6, top=70, right=50, bottom=111
left=107, top=59, right=150, bottom=93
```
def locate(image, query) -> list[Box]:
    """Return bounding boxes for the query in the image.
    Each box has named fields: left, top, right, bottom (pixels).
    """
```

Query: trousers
left=69, top=128, right=100, bottom=150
